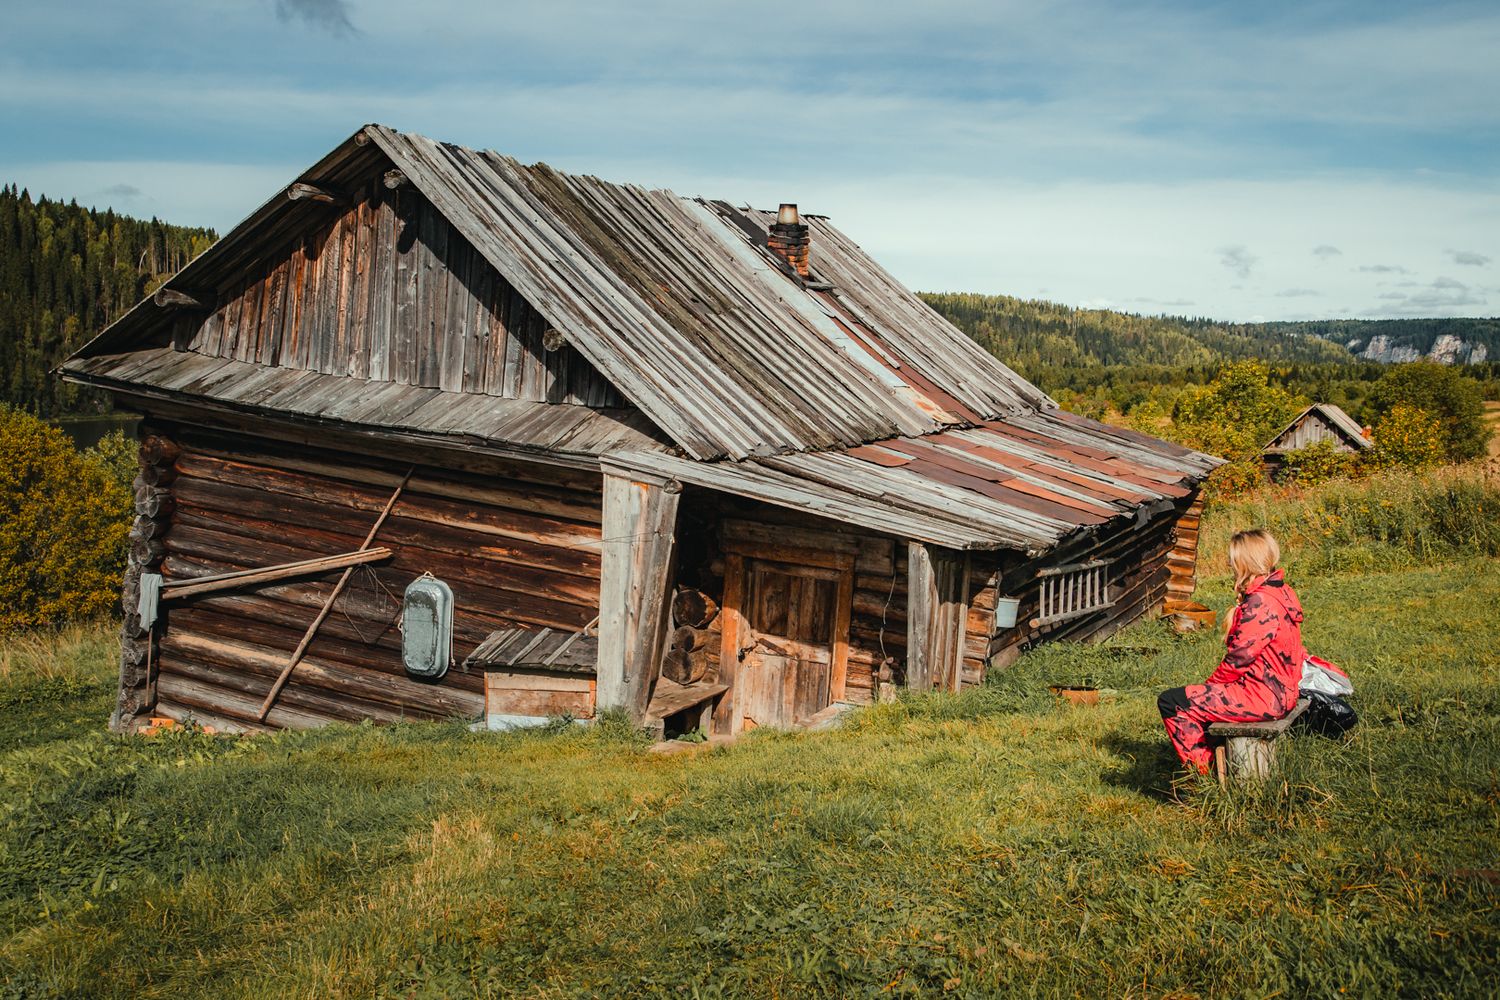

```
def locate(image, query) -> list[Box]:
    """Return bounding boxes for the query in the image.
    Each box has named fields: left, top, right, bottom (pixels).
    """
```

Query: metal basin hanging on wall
left=402, top=574, right=453, bottom=679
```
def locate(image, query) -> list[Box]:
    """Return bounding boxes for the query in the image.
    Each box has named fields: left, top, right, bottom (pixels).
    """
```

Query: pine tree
left=0, top=186, right=216, bottom=416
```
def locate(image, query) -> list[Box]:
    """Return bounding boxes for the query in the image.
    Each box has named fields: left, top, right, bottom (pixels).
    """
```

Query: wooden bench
left=1208, top=697, right=1309, bottom=785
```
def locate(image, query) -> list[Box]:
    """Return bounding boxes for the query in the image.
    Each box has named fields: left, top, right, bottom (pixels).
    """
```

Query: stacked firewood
left=660, top=588, right=719, bottom=684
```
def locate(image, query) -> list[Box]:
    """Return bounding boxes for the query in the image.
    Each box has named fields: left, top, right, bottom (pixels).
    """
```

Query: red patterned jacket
left=1207, top=569, right=1305, bottom=715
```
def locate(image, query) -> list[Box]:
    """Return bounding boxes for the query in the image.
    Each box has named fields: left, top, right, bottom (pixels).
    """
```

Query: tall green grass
left=1200, top=463, right=1500, bottom=576
left=2, top=560, right=1497, bottom=997
left=0, top=621, right=116, bottom=753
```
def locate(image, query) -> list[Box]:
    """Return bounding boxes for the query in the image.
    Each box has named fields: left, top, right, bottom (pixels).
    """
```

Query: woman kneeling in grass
left=1158, top=529, right=1305, bottom=774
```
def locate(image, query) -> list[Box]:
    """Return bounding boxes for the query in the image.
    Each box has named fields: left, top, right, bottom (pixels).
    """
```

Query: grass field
left=2, top=478, right=1498, bottom=997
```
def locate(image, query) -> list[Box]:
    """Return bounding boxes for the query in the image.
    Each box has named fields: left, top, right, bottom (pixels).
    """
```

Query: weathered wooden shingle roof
left=66, top=346, right=667, bottom=462
left=364, top=126, right=1048, bottom=460
left=608, top=409, right=1217, bottom=552
left=64, top=124, right=1220, bottom=551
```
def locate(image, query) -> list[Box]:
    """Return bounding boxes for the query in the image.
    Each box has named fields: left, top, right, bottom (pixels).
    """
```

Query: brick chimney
left=767, top=203, right=810, bottom=278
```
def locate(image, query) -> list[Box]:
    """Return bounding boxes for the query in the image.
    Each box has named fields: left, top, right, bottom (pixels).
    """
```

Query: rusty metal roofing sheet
left=607, top=408, right=1218, bottom=552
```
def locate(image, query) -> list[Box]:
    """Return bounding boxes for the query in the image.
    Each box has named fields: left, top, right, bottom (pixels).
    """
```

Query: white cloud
left=1448, top=249, right=1491, bottom=266
left=3, top=1, right=1498, bottom=323
left=1217, top=245, right=1259, bottom=279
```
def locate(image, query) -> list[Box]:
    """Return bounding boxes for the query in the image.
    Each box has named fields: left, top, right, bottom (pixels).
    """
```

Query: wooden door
left=718, top=552, right=853, bottom=732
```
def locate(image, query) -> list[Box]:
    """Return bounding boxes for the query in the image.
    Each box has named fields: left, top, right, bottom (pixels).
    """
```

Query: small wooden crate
left=484, top=669, right=595, bottom=730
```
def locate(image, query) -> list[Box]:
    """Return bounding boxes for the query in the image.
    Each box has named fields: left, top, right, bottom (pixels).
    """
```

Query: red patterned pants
left=1157, top=685, right=1286, bottom=773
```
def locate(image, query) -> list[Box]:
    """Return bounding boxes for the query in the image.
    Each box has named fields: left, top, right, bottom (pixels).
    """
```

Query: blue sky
left=4, top=0, right=1497, bottom=321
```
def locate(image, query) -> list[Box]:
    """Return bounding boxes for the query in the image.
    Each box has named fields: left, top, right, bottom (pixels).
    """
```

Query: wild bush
left=1371, top=401, right=1446, bottom=469
left=86, top=429, right=139, bottom=495
left=0, top=407, right=131, bottom=631
left=1199, top=464, right=1499, bottom=575
left=1274, top=438, right=1358, bottom=487
left=1173, top=361, right=1304, bottom=500
left=1368, top=362, right=1490, bottom=462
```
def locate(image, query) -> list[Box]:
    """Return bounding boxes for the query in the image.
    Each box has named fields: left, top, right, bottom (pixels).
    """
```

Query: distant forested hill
left=919, top=291, right=1355, bottom=376
left=0, top=185, right=216, bottom=416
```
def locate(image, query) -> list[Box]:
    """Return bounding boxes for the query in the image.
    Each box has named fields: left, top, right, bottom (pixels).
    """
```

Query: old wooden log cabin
left=63, top=125, right=1220, bottom=737
left=1261, top=403, right=1372, bottom=478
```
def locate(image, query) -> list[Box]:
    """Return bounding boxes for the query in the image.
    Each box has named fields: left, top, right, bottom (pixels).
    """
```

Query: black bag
left=1296, top=690, right=1358, bottom=737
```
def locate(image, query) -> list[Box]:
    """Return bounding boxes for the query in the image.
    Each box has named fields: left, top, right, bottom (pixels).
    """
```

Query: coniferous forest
left=0, top=185, right=215, bottom=416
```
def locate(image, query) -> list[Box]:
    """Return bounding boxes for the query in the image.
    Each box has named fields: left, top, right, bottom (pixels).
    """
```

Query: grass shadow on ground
left=1098, top=731, right=1181, bottom=801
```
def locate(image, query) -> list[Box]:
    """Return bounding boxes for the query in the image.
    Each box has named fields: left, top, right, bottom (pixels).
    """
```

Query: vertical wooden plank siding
left=596, top=473, right=681, bottom=723
left=177, top=180, right=625, bottom=410
left=906, top=544, right=969, bottom=693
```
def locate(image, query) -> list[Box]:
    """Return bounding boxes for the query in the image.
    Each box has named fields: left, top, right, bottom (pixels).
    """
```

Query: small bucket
left=1049, top=685, right=1100, bottom=707
left=1163, top=599, right=1216, bottom=634
left=994, top=596, right=1021, bottom=629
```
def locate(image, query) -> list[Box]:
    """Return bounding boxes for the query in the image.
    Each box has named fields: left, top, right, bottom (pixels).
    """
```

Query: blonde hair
left=1229, top=529, right=1281, bottom=596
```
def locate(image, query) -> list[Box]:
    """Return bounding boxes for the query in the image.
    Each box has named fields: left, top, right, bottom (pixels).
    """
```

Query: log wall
left=143, top=419, right=604, bottom=732
left=112, top=433, right=180, bottom=730
left=184, top=180, right=624, bottom=407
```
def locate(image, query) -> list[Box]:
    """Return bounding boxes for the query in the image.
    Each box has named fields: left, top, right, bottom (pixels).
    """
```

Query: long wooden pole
left=161, top=548, right=392, bottom=601
left=257, top=468, right=413, bottom=722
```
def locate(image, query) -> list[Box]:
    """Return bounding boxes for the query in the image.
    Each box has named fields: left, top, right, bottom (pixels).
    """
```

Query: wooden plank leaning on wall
left=905, top=542, right=973, bottom=694
left=596, top=471, right=681, bottom=723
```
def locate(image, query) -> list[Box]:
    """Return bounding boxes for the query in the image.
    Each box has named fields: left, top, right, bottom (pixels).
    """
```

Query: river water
left=51, top=414, right=140, bottom=450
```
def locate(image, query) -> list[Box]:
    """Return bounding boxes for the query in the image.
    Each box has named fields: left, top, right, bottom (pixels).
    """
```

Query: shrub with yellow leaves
left=1372, top=402, right=1446, bottom=470
left=0, top=406, right=132, bottom=631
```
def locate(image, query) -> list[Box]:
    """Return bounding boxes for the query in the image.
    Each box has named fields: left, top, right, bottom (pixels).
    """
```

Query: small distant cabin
left=63, top=125, right=1220, bottom=739
left=1262, top=404, right=1372, bottom=475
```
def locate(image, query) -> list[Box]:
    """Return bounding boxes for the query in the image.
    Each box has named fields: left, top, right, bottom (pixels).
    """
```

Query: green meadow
left=2, top=473, right=1497, bottom=998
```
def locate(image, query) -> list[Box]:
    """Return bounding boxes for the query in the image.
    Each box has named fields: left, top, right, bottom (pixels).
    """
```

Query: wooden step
left=646, top=678, right=729, bottom=722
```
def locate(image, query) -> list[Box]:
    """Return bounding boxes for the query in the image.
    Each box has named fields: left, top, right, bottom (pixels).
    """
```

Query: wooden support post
left=712, top=552, right=745, bottom=735
left=907, top=542, right=934, bottom=691
left=596, top=472, right=681, bottom=724
left=256, top=470, right=411, bottom=721
left=906, top=542, right=971, bottom=693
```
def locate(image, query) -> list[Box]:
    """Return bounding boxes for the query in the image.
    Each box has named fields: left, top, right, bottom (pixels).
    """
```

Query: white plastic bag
left=1300, top=656, right=1353, bottom=697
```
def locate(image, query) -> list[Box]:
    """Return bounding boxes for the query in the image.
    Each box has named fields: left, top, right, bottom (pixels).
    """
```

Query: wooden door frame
left=713, top=541, right=854, bottom=734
